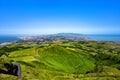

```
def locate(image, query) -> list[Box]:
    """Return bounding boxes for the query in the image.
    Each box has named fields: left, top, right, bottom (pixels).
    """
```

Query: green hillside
left=38, top=45, right=95, bottom=73
left=0, top=41, right=120, bottom=80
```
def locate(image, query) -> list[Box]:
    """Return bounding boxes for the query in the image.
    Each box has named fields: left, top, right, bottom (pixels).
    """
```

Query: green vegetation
left=0, top=41, right=120, bottom=80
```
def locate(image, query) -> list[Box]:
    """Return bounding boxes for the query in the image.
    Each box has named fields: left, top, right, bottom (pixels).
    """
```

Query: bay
left=87, top=35, right=120, bottom=42
left=0, top=35, right=20, bottom=44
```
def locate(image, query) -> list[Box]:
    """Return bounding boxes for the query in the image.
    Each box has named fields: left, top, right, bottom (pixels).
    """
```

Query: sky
left=0, top=0, right=120, bottom=35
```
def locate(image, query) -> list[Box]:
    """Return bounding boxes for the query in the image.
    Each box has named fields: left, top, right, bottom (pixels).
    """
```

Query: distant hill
left=48, top=33, right=86, bottom=38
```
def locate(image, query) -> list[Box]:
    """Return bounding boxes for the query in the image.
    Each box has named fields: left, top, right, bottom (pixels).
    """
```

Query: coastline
left=0, top=34, right=120, bottom=46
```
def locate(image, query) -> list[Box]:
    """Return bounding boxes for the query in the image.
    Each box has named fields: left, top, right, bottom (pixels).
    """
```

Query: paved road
left=12, top=62, right=21, bottom=76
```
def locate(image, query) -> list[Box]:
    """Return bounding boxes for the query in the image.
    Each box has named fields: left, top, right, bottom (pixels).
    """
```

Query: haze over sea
left=0, top=34, right=120, bottom=44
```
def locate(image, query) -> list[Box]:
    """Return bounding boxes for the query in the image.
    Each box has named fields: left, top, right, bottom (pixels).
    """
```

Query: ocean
left=0, top=35, right=20, bottom=44
left=87, top=35, right=120, bottom=42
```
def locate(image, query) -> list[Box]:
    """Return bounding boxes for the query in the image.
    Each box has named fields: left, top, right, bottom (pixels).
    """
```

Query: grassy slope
left=38, top=45, right=95, bottom=73
left=0, top=43, right=120, bottom=80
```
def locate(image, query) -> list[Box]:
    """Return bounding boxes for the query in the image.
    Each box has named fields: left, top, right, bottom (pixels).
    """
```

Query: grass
left=38, top=45, right=95, bottom=74
left=8, top=48, right=36, bottom=57
left=0, top=42, right=120, bottom=80
left=11, top=56, right=37, bottom=62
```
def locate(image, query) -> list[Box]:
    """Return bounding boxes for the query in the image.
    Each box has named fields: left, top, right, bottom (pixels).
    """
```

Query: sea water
left=0, top=35, right=20, bottom=43
left=87, top=35, right=120, bottom=42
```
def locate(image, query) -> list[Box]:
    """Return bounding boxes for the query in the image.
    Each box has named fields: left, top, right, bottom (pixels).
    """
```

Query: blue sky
left=0, top=0, right=120, bottom=35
